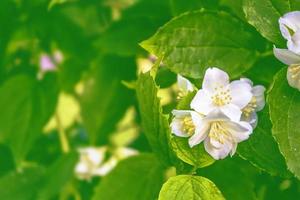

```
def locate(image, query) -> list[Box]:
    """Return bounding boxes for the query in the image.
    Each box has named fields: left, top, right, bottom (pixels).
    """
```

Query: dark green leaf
left=80, top=55, right=136, bottom=144
left=0, top=74, right=58, bottom=164
left=199, top=157, right=257, bottom=200
left=92, top=154, right=165, bottom=200
left=238, top=108, right=289, bottom=177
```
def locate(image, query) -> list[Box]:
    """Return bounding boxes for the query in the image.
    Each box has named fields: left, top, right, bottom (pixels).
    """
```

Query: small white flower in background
left=177, top=74, right=195, bottom=98
left=75, top=147, right=106, bottom=180
left=170, top=67, right=265, bottom=160
left=240, top=78, right=266, bottom=128
left=191, top=67, right=253, bottom=122
left=279, top=11, right=300, bottom=54
left=274, top=11, right=300, bottom=90
left=75, top=146, right=138, bottom=180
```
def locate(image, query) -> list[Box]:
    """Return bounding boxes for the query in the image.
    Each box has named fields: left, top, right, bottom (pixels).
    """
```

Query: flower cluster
left=273, top=11, right=300, bottom=90
left=170, top=68, right=265, bottom=160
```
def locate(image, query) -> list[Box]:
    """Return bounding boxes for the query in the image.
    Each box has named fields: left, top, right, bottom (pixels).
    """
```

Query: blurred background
left=0, top=0, right=300, bottom=200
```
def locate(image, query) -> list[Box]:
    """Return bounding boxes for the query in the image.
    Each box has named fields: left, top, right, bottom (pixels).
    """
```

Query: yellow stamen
left=182, top=116, right=195, bottom=136
left=242, top=97, right=257, bottom=118
left=211, top=87, right=232, bottom=106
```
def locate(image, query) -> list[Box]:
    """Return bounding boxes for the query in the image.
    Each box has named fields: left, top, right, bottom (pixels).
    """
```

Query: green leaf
left=237, top=108, right=289, bottom=177
left=37, top=152, right=78, bottom=200
left=0, top=74, right=58, bottom=163
left=242, top=0, right=290, bottom=45
left=136, top=71, right=174, bottom=165
left=199, top=157, right=257, bottom=200
left=0, top=167, right=45, bottom=200
left=80, top=55, right=136, bottom=144
left=169, top=0, right=218, bottom=15
left=170, top=136, right=215, bottom=168
left=141, top=10, right=263, bottom=79
left=268, top=68, right=300, bottom=179
left=92, top=154, right=165, bottom=200
left=95, top=0, right=171, bottom=56
left=220, top=0, right=246, bottom=21
left=158, top=175, right=225, bottom=200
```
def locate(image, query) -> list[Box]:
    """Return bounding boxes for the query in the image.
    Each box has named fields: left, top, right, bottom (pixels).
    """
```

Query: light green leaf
left=268, top=68, right=300, bottom=179
left=92, top=154, right=165, bottom=200
left=242, top=0, right=288, bottom=45
left=158, top=175, right=225, bottom=200
left=237, top=108, right=290, bottom=177
left=170, top=136, right=214, bottom=168
left=136, top=72, right=174, bottom=165
left=199, top=157, right=257, bottom=200
left=80, top=55, right=136, bottom=144
left=141, top=10, right=263, bottom=79
left=0, top=74, right=58, bottom=164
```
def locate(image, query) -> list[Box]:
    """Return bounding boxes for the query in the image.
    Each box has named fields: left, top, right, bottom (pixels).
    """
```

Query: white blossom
left=172, top=110, right=253, bottom=160
left=170, top=110, right=203, bottom=139
left=75, top=146, right=138, bottom=180
left=279, top=11, right=300, bottom=54
left=177, top=74, right=194, bottom=97
left=190, top=67, right=253, bottom=122
left=273, top=11, right=300, bottom=90
left=240, top=78, right=266, bottom=128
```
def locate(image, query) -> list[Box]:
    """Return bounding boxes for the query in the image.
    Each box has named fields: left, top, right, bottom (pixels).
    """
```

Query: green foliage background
left=0, top=0, right=300, bottom=199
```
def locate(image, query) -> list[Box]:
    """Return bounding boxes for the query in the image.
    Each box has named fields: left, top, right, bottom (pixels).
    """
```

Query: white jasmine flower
left=177, top=74, right=194, bottom=98
left=170, top=110, right=203, bottom=138
left=240, top=78, right=266, bottom=127
left=273, top=47, right=300, bottom=90
left=75, top=147, right=106, bottom=180
left=189, top=110, right=253, bottom=160
left=75, top=146, right=138, bottom=180
left=190, top=67, right=253, bottom=122
left=279, top=11, right=300, bottom=54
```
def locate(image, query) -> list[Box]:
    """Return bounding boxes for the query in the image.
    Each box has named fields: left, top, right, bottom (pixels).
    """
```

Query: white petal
left=202, top=67, right=229, bottom=93
left=190, top=111, right=204, bottom=126
left=190, top=89, right=215, bottom=115
left=188, top=121, right=209, bottom=147
left=204, top=138, right=231, bottom=160
left=220, top=104, right=242, bottom=122
left=252, top=85, right=266, bottom=111
left=273, top=47, right=300, bottom=65
left=279, top=11, right=300, bottom=40
left=203, top=109, right=230, bottom=122
left=225, top=121, right=252, bottom=142
left=177, top=74, right=194, bottom=93
left=240, top=78, right=253, bottom=86
left=287, top=64, right=300, bottom=90
left=288, top=30, right=300, bottom=54
left=229, top=80, right=253, bottom=109
left=230, top=142, right=238, bottom=157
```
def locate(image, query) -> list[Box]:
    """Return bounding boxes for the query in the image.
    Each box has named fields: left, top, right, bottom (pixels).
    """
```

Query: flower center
left=208, top=122, right=232, bottom=144
left=211, top=86, right=232, bottom=106
left=182, top=116, right=195, bottom=136
left=289, top=64, right=300, bottom=81
left=242, top=97, right=257, bottom=117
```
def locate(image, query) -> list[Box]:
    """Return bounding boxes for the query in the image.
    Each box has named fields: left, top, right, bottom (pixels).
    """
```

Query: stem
left=55, top=113, right=70, bottom=153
